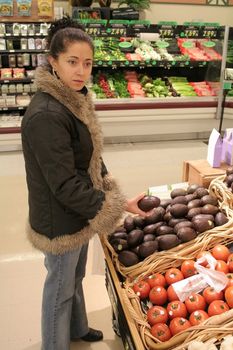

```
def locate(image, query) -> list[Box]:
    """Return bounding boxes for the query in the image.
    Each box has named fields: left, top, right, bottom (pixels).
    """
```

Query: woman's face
left=49, top=41, right=93, bottom=91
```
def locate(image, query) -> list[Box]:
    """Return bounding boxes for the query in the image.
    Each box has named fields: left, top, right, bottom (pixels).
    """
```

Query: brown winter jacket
left=21, top=66, right=126, bottom=255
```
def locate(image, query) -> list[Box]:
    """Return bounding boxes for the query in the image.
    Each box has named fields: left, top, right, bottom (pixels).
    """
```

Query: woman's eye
left=68, top=60, right=76, bottom=65
left=85, top=62, right=92, bottom=68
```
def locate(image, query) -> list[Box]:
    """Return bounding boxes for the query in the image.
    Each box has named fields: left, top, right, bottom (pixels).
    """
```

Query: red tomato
left=181, top=260, right=196, bottom=278
left=133, top=280, right=151, bottom=300
left=212, top=244, right=230, bottom=262
left=167, top=285, right=179, bottom=302
left=208, top=300, right=230, bottom=317
left=147, top=305, right=168, bottom=326
left=225, top=286, right=233, bottom=308
left=169, top=317, right=191, bottom=336
left=227, top=253, right=233, bottom=273
left=167, top=300, right=187, bottom=319
left=149, top=286, right=167, bottom=305
left=150, top=323, right=172, bottom=342
left=189, top=310, right=209, bottom=326
left=225, top=273, right=233, bottom=289
left=202, top=287, right=224, bottom=304
left=147, top=273, right=166, bottom=288
left=196, top=251, right=212, bottom=266
left=185, top=293, right=206, bottom=314
left=215, top=260, right=229, bottom=274
left=165, top=268, right=184, bottom=285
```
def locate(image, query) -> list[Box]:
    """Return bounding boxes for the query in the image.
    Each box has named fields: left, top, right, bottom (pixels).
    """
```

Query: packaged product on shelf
left=0, top=0, right=13, bottom=16
left=17, top=54, right=24, bottom=67
left=20, top=24, right=28, bottom=36
left=22, top=53, right=30, bottom=66
left=30, top=83, right=37, bottom=93
left=42, top=38, right=47, bottom=50
left=13, top=68, right=25, bottom=79
left=0, top=23, right=5, bottom=35
left=26, top=70, right=35, bottom=78
left=36, top=53, right=47, bottom=66
left=31, top=54, right=37, bottom=67
left=8, top=84, right=16, bottom=93
left=6, top=39, right=13, bottom=50
left=6, top=95, right=16, bottom=106
left=27, top=23, right=35, bottom=36
left=16, top=94, right=30, bottom=106
left=0, top=96, right=6, bottom=107
left=16, top=0, right=32, bottom=17
left=28, top=38, right=35, bottom=50
left=0, top=38, right=6, bottom=50
left=23, top=83, right=31, bottom=93
left=0, top=55, right=2, bottom=68
left=40, top=23, right=50, bottom=36
left=20, top=38, right=27, bottom=50
left=8, top=54, right=16, bottom=67
left=1, top=84, right=8, bottom=94
left=38, top=0, right=53, bottom=18
left=1, top=68, right=12, bottom=79
left=16, top=83, right=23, bottom=93
left=12, top=23, right=20, bottom=36
left=35, top=38, right=42, bottom=50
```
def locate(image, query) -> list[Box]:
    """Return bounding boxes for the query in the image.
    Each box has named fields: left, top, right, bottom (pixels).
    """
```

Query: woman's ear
left=47, top=55, right=55, bottom=68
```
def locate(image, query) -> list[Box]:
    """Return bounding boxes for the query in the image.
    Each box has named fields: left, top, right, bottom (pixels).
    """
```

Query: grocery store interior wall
left=56, top=1, right=233, bottom=26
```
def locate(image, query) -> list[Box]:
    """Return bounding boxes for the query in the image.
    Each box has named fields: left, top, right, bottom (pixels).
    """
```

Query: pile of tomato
left=132, top=244, right=233, bottom=342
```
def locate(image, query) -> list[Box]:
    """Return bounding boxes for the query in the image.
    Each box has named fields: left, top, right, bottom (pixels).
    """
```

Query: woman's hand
left=126, top=192, right=153, bottom=218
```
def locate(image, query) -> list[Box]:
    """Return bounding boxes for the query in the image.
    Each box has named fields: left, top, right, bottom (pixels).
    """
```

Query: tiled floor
left=0, top=140, right=208, bottom=350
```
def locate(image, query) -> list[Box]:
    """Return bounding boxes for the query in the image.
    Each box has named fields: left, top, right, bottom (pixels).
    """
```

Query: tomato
left=196, top=251, right=212, bottom=266
left=147, top=273, right=166, bottom=288
left=149, top=286, right=167, bottom=305
left=169, top=317, right=191, bottom=336
left=215, top=260, right=229, bottom=274
left=225, top=273, right=233, bottom=289
left=181, top=260, right=196, bottom=278
left=212, top=244, right=230, bottom=262
left=165, top=268, right=184, bottom=285
left=133, top=280, right=151, bottom=300
left=225, top=286, right=233, bottom=308
left=185, top=293, right=206, bottom=314
left=202, top=287, right=224, bottom=304
left=189, top=310, right=209, bottom=326
left=167, top=285, right=179, bottom=302
left=227, top=253, right=233, bottom=273
left=167, top=300, right=187, bottom=319
left=208, top=300, right=230, bottom=317
left=150, top=323, right=172, bottom=342
left=147, top=305, right=168, bottom=326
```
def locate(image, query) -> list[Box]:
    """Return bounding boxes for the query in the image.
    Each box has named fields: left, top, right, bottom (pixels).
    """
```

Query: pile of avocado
left=108, top=184, right=229, bottom=267
left=224, top=166, right=233, bottom=192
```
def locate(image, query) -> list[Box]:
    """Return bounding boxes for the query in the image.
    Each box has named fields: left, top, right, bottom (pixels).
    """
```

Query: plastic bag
left=172, top=253, right=228, bottom=302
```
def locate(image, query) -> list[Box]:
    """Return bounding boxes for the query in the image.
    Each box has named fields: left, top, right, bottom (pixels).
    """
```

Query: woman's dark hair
left=47, top=16, right=94, bottom=58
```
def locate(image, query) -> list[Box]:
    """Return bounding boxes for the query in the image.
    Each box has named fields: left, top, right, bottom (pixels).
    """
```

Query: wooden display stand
left=182, top=159, right=229, bottom=188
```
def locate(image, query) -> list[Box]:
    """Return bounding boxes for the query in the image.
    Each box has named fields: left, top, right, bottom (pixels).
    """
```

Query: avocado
left=174, top=220, right=193, bottom=234
left=171, top=196, right=188, bottom=205
left=192, top=214, right=215, bottom=222
left=164, top=211, right=173, bottom=222
left=145, top=207, right=165, bottom=225
left=226, top=174, right=233, bottom=187
left=185, top=194, right=197, bottom=202
left=138, top=195, right=160, bottom=212
left=143, top=223, right=159, bottom=235
left=139, top=241, right=158, bottom=258
left=187, top=184, right=201, bottom=194
left=215, top=212, right=228, bottom=226
left=200, top=195, right=218, bottom=206
left=134, top=216, right=145, bottom=229
left=114, top=225, right=127, bottom=233
left=109, top=231, right=128, bottom=241
left=118, top=250, right=140, bottom=267
left=156, top=225, right=174, bottom=236
left=124, top=215, right=135, bottom=232
left=187, top=199, right=202, bottom=210
left=192, top=218, right=215, bottom=233
left=201, top=204, right=219, bottom=215
left=226, top=166, right=233, bottom=176
left=110, top=238, right=128, bottom=253
left=177, top=227, right=197, bottom=242
left=143, top=234, right=156, bottom=242
left=127, top=229, right=144, bottom=247
left=170, top=188, right=187, bottom=198
left=170, top=204, right=188, bottom=218
left=168, top=218, right=186, bottom=227
left=157, top=234, right=180, bottom=251
left=187, top=207, right=202, bottom=220
left=160, top=199, right=172, bottom=209
left=194, top=187, right=209, bottom=198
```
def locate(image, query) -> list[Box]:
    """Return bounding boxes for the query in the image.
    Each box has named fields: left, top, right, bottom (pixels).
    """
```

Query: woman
left=21, top=16, right=149, bottom=350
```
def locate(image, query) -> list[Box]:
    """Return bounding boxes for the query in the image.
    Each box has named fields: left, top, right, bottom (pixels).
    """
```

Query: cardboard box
left=182, top=159, right=228, bottom=188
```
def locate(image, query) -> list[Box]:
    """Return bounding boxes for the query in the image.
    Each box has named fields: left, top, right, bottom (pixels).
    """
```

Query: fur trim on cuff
left=102, top=174, right=118, bottom=191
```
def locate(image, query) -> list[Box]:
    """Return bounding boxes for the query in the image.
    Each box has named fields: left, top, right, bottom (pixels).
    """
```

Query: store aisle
left=0, top=140, right=208, bottom=350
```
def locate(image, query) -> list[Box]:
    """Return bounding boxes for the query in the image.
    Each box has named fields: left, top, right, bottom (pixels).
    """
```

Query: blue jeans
left=41, top=244, right=89, bottom=350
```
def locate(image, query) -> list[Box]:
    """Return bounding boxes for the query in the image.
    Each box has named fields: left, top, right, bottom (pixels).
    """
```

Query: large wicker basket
left=209, top=175, right=233, bottom=210
left=122, top=278, right=233, bottom=350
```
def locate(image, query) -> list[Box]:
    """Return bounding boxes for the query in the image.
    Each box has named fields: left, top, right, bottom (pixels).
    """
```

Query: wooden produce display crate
left=182, top=159, right=229, bottom=188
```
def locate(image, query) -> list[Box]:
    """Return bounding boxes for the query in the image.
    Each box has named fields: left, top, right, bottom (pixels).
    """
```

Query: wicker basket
left=122, top=284, right=233, bottom=350
left=209, top=175, right=233, bottom=210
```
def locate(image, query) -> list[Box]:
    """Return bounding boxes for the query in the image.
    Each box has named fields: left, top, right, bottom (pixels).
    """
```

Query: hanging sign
left=17, top=0, right=32, bottom=16
left=0, top=0, right=13, bottom=16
